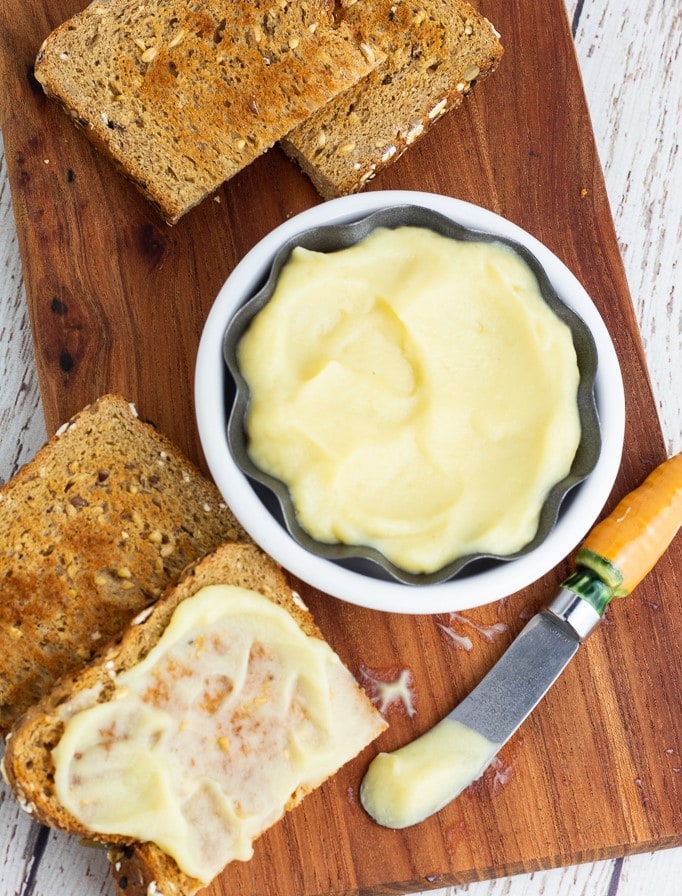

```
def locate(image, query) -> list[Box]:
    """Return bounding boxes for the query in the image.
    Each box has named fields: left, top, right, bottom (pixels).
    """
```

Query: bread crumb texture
left=281, top=0, right=503, bottom=197
left=0, top=394, right=246, bottom=734
left=33, top=0, right=384, bottom=221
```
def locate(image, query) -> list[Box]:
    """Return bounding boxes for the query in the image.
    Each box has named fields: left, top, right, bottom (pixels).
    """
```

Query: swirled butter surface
left=52, top=586, right=381, bottom=883
left=238, top=226, right=581, bottom=574
left=360, top=718, right=500, bottom=829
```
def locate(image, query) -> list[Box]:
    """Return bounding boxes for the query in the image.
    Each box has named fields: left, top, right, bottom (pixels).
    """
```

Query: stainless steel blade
left=449, top=609, right=580, bottom=746
left=359, top=588, right=605, bottom=828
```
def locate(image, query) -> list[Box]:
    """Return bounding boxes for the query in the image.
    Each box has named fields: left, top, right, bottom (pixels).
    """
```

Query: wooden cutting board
left=1, top=1, right=680, bottom=894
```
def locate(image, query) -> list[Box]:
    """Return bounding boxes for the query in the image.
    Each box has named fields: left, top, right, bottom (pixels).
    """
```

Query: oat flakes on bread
left=33, top=0, right=384, bottom=223
left=2, top=542, right=387, bottom=896
left=0, top=393, right=247, bottom=734
left=281, top=0, right=503, bottom=198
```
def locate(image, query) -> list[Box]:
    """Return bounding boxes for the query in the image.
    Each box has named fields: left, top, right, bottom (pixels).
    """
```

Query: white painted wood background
left=0, top=0, right=680, bottom=893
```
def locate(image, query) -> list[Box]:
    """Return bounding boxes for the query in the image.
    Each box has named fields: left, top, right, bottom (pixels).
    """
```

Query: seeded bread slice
left=0, top=394, right=248, bottom=734
left=33, top=0, right=384, bottom=223
left=3, top=542, right=387, bottom=896
left=280, top=0, right=503, bottom=198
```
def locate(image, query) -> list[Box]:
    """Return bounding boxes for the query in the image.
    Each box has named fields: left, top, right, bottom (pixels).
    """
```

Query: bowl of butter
left=196, top=191, right=625, bottom=614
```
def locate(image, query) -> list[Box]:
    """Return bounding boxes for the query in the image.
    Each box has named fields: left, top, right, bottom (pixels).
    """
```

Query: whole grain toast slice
left=34, top=0, right=385, bottom=223
left=0, top=394, right=248, bottom=734
left=3, top=542, right=387, bottom=896
left=280, top=0, right=503, bottom=198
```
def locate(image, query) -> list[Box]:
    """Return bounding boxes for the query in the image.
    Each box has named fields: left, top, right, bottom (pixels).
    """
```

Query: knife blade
left=449, top=589, right=595, bottom=745
left=360, top=452, right=682, bottom=829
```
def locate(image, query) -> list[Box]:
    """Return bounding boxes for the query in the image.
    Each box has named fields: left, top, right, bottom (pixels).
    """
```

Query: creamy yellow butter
left=52, top=586, right=380, bottom=883
left=360, top=718, right=500, bottom=829
left=238, top=225, right=581, bottom=574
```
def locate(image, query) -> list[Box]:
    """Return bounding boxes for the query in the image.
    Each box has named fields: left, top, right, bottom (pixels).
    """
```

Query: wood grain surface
left=0, top=1, right=681, bottom=896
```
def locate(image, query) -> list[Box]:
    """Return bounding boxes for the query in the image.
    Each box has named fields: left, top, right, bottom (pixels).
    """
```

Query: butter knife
left=360, top=451, right=682, bottom=829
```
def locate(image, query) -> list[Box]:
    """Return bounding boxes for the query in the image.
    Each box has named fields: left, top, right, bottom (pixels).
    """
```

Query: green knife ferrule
left=574, top=548, right=625, bottom=593
left=561, top=567, right=615, bottom=616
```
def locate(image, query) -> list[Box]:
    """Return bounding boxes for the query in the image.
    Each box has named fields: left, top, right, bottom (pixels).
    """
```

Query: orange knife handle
left=563, top=451, right=682, bottom=613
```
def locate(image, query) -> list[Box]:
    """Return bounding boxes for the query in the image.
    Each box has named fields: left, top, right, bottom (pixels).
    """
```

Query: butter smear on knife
left=360, top=718, right=500, bottom=829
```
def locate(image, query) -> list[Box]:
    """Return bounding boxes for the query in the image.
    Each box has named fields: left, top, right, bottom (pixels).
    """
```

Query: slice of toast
left=0, top=394, right=248, bottom=734
left=33, top=0, right=384, bottom=223
left=280, top=0, right=503, bottom=198
left=3, top=542, right=387, bottom=896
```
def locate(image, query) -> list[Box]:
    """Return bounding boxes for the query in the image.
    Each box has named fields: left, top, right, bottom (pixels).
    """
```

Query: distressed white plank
left=443, top=852, right=682, bottom=896
left=0, top=134, right=47, bottom=483
left=0, top=0, right=680, bottom=894
left=568, top=0, right=682, bottom=457
left=0, top=785, right=111, bottom=896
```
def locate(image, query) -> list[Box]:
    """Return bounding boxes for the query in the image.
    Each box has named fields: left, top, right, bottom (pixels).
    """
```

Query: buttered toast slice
left=0, top=394, right=247, bottom=734
left=3, top=542, right=387, bottom=896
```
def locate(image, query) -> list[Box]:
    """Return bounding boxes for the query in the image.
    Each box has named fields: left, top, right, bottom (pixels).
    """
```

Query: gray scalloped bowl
left=222, top=203, right=602, bottom=587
